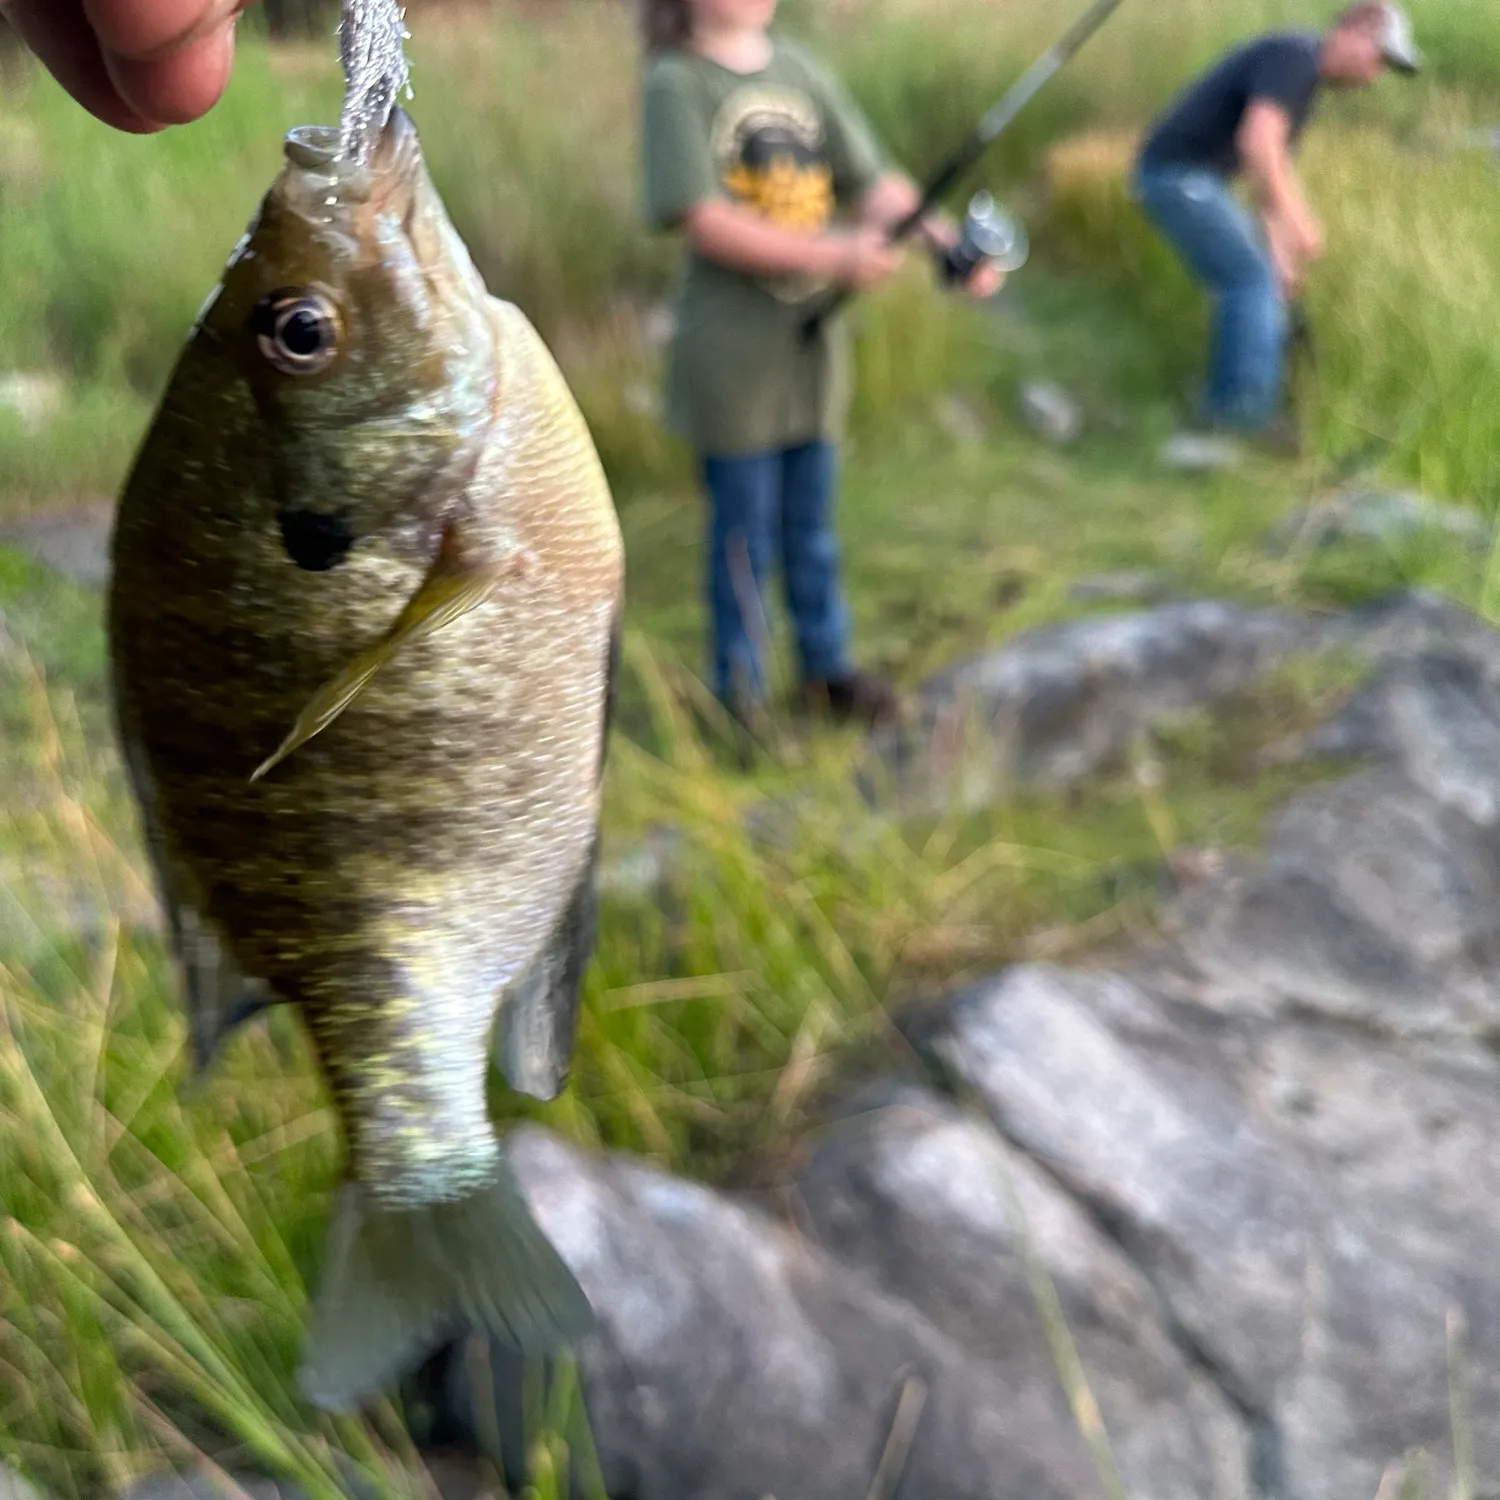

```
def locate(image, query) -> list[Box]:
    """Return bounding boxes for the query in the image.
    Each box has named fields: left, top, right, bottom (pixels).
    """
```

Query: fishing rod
left=1288, top=300, right=1316, bottom=373
left=1287, top=302, right=1394, bottom=487
left=803, top=0, right=1131, bottom=338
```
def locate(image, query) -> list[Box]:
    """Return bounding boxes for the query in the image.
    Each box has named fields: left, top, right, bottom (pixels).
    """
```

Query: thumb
left=0, top=0, right=160, bottom=130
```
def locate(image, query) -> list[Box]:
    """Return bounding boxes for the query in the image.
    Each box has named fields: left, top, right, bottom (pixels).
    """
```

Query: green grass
left=3, top=0, right=1500, bottom=1492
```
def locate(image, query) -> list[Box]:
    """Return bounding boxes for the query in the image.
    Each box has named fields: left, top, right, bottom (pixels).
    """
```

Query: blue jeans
left=1135, top=165, right=1288, bottom=430
left=701, top=441, right=849, bottom=703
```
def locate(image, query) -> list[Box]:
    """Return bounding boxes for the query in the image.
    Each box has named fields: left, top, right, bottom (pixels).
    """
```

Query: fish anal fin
left=599, top=611, right=621, bottom=785
left=177, top=903, right=282, bottom=1078
left=298, top=1170, right=593, bottom=1414
left=498, top=835, right=600, bottom=1103
left=252, top=523, right=533, bottom=783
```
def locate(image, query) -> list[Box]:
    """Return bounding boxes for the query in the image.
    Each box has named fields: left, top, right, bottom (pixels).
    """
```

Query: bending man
left=1135, top=3, right=1420, bottom=446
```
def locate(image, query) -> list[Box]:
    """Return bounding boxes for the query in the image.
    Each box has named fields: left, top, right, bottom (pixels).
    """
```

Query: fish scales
left=108, top=111, right=621, bottom=1409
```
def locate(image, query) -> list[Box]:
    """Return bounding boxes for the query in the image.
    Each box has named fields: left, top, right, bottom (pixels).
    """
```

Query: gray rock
left=740, top=791, right=817, bottom=854
left=442, top=1128, right=1112, bottom=1500
left=598, top=824, right=685, bottom=902
left=792, top=1083, right=1253, bottom=1500
left=866, top=600, right=1314, bottom=808
left=1270, top=488, right=1490, bottom=556
left=1170, top=854, right=1436, bottom=1027
left=1157, top=762, right=1500, bottom=1038
left=1236, top=1022, right=1500, bottom=1500
left=0, top=851, right=163, bottom=969
left=120, top=1471, right=292, bottom=1500
left=925, top=949, right=1500, bottom=1500
left=935, top=392, right=989, bottom=447
left=741, top=790, right=893, bottom=868
left=121, top=1458, right=487, bottom=1500
left=641, top=302, right=677, bottom=349
left=1329, top=588, right=1500, bottom=663
left=0, top=1466, right=40, bottom=1500
left=1263, top=771, right=1500, bottom=977
left=931, top=966, right=1318, bottom=1420
left=1067, top=570, right=1169, bottom=604
left=1306, top=651, right=1500, bottom=826
left=864, top=588, right=1500, bottom=817
left=0, top=372, right=64, bottom=430
left=0, top=505, right=112, bottom=588
left=1016, top=381, right=1083, bottom=446
left=621, top=379, right=660, bottom=419
left=1159, top=431, right=1242, bottom=472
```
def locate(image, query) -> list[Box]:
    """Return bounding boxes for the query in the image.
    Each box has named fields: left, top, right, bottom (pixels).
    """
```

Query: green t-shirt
left=641, top=38, right=887, bottom=457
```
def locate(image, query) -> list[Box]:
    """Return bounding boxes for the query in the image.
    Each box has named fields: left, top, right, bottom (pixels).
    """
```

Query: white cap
left=1376, top=3, right=1421, bottom=74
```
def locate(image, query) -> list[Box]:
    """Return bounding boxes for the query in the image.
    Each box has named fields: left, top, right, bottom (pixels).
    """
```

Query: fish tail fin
left=297, top=1167, right=593, bottom=1413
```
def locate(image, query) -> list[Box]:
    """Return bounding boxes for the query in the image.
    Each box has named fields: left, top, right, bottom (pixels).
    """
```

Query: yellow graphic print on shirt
left=711, top=85, right=835, bottom=302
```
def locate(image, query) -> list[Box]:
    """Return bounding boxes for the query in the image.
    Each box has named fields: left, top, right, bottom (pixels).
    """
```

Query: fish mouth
left=279, top=109, right=488, bottom=332
left=284, top=124, right=346, bottom=167
left=280, top=111, right=422, bottom=210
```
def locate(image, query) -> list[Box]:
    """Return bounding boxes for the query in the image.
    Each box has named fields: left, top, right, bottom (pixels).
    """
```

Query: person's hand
left=835, top=226, right=905, bottom=291
left=962, top=263, right=1005, bottom=299
left=1295, top=214, right=1326, bottom=266
left=1273, top=248, right=1306, bottom=301
left=916, top=212, right=1005, bottom=299
left=1263, top=213, right=1307, bottom=300
left=0, top=0, right=253, bottom=132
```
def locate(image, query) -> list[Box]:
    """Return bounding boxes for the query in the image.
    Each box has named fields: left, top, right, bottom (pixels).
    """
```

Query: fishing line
left=338, top=0, right=411, bottom=163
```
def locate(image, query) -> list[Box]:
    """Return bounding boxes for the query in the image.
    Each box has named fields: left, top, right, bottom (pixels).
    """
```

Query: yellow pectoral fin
left=251, top=536, right=527, bottom=783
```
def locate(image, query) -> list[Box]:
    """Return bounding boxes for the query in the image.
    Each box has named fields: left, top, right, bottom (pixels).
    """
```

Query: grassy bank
left=3, top=0, right=1500, bottom=1492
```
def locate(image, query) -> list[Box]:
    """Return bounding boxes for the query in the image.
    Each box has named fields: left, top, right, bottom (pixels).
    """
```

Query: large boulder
left=865, top=590, right=1500, bottom=814
left=439, top=1128, right=1108, bottom=1500
left=789, top=1082, right=1253, bottom=1500
left=865, top=600, right=1318, bottom=809
left=1267, top=488, right=1490, bottom=558
left=1162, top=768, right=1500, bottom=1037
left=1307, top=649, right=1500, bottom=827
left=927, top=960, right=1500, bottom=1500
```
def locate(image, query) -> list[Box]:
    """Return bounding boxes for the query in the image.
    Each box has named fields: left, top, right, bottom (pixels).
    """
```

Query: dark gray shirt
left=1139, top=32, right=1324, bottom=177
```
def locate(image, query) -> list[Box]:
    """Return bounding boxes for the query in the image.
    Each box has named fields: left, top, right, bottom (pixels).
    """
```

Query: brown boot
left=798, top=670, right=903, bottom=730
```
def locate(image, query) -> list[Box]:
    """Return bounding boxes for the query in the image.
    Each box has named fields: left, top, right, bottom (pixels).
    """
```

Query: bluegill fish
left=107, top=109, right=623, bottom=1411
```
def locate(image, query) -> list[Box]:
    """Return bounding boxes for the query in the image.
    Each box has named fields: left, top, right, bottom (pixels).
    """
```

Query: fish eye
left=253, top=290, right=341, bottom=376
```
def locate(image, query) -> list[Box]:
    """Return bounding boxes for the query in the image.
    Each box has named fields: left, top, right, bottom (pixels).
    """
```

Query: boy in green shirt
left=641, top=0, right=999, bottom=728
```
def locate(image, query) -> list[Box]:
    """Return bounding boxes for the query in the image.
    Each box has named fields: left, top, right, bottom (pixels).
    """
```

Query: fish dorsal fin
left=252, top=523, right=530, bottom=783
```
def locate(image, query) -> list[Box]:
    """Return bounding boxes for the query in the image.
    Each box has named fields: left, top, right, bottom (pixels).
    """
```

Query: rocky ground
left=453, top=588, right=1500, bottom=1500
left=7, top=510, right=1500, bottom=1499
left=450, top=582, right=1500, bottom=1500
